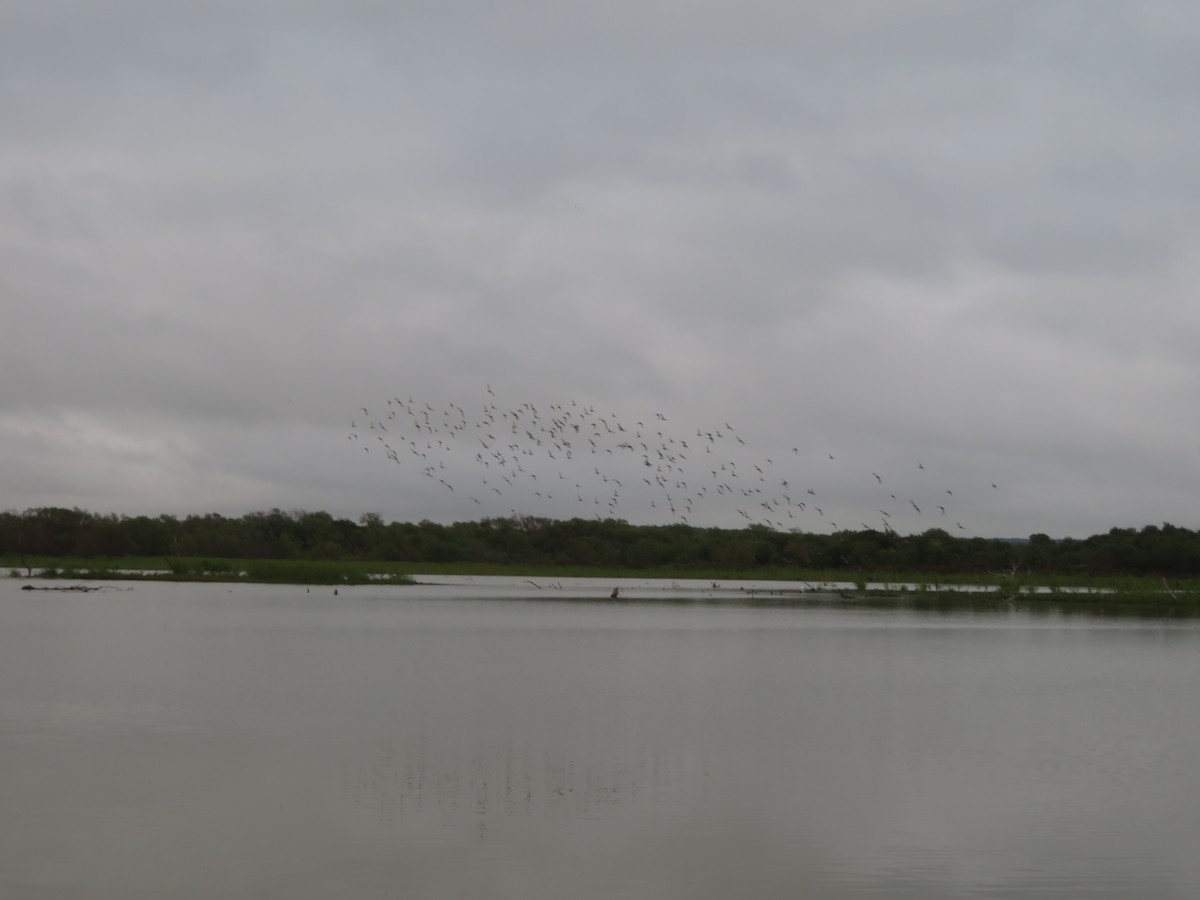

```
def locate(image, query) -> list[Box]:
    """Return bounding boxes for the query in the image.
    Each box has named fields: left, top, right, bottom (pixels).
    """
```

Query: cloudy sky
left=4, top=1, right=1199, bottom=539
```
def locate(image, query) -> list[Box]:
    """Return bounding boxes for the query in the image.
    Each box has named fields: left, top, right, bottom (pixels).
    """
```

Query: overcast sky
left=3, top=1, right=1199, bottom=539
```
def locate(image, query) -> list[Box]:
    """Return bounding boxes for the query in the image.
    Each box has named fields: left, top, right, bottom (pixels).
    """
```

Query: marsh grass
left=7, top=556, right=1200, bottom=612
left=1, top=556, right=414, bottom=586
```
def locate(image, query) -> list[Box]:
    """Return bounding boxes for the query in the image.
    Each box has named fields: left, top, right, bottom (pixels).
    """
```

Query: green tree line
left=3, top=507, right=1200, bottom=576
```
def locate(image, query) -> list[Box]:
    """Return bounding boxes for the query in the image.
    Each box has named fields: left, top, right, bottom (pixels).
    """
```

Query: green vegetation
left=5, top=557, right=413, bottom=586
left=4, top=507, right=1200, bottom=611
left=7, top=508, right=1200, bottom=575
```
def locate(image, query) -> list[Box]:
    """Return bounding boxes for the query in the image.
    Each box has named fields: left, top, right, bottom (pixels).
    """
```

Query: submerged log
left=20, top=584, right=103, bottom=592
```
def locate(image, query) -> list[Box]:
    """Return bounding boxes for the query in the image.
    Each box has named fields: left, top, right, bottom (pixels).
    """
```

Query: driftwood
left=20, top=584, right=104, bottom=592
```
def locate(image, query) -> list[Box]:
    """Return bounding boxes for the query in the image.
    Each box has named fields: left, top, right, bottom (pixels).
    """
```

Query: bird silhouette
left=348, top=383, right=1000, bottom=535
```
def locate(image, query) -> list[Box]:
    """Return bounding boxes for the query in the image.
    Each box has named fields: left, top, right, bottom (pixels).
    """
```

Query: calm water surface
left=2, top=578, right=1199, bottom=898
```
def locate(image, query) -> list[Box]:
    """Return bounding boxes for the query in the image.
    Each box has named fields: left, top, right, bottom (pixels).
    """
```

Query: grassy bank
left=7, top=556, right=1200, bottom=613
left=4, top=556, right=414, bottom=586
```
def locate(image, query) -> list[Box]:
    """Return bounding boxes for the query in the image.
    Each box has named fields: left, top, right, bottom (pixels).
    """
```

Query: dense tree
left=3, top=508, right=1200, bottom=576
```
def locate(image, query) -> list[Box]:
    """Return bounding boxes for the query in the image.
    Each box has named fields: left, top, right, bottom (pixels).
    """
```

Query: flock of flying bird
left=347, top=385, right=999, bottom=533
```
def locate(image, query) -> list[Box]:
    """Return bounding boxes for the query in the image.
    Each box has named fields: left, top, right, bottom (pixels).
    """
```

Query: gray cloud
left=3, top=1, right=1199, bottom=537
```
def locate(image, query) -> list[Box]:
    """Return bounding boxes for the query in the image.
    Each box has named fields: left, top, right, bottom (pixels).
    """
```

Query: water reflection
left=339, top=733, right=713, bottom=826
left=2, top=580, right=1199, bottom=898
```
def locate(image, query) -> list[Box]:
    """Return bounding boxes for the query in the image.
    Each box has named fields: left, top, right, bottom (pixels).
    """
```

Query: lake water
left=2, top=577, right=1199, bottom=898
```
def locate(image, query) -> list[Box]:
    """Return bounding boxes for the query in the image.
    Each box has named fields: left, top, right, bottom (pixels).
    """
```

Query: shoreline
left=7, top=568, right=1199, bottom=616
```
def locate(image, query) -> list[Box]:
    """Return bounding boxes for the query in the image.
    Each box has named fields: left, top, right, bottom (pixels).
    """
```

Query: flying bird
left=348, top=383, right=1003, bottom=533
